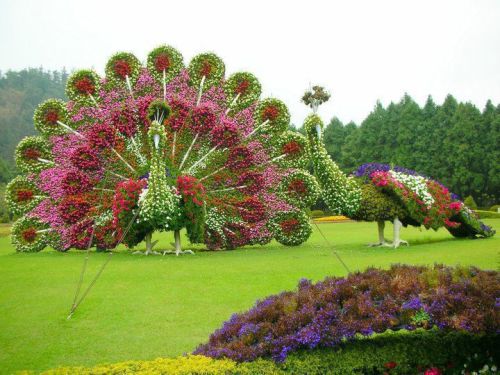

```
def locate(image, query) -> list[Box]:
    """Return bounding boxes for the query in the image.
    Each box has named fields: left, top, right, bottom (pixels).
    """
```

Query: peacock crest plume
left=7, top=45, right=321, bottom=254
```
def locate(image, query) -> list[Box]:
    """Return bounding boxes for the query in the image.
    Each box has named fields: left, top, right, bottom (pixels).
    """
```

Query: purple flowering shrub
left=353, top=163, right=422, bottom=179
left=195, top=265, right=499, bottom=362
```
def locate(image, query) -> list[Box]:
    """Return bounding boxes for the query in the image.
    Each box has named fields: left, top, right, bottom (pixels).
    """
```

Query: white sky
left=1, top=0, right=499, bottom=126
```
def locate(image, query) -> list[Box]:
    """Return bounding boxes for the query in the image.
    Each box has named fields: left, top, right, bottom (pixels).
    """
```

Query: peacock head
left=148, top=121, right=165, bottom=151
left=146, top=100, right=171, bottom=151
left=303, top=114, right=324, bottom=146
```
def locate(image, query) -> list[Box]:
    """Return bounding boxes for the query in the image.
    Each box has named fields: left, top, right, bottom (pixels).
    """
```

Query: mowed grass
left=0, top=220, right=498, bottom=374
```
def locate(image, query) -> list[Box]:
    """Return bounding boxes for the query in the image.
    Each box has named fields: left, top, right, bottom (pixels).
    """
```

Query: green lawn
left=0, top=220, right=498, bottom=374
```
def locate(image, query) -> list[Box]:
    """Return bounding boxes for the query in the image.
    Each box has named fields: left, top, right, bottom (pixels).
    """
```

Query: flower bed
left=195, top=265, right=499, bottom=363
left=313, top=215, right=350, bottom=222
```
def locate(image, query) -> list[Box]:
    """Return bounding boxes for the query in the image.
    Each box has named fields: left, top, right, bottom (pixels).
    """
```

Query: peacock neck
left=304, top=114, right=361, bottom=217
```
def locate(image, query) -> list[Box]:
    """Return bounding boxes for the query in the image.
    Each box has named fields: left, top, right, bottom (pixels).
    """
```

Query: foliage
left=277, top=169, right=320, bottom=209
left=187, top=53, right=225, bottom=89
left=476, top=210, right=500, bottom=219
left=146, top=45, right=184, bottom=84
left=224, top=72, right=262, bottom=112
left=33, top=98, right=69, bottom=136
left=195, top=264, right=499, bottom=362
left=268, top=210, right=312, bottom=246
left=5, top=176, right=43, bottom=216
left=490, top=205, right=500, bottom=212
left=11, top=216, right=48, bottom=252
left=310, top=209, right=324, bottom=218
left=40, top=355, right=237, bottom=375
left=464, top=195, right=478, bottom=210
left=104, top=52, right=142, bottom=86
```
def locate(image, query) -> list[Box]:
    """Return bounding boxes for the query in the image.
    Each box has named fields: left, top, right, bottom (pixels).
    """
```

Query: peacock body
left=303, top=114, right=495, bottom=247
left=7, top=45, right=321, bottom=254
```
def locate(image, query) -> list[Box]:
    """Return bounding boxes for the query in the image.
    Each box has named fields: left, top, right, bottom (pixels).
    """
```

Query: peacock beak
left=315, top=124, right=322, bottom=142
left=154, top=134, right=160, bottom=150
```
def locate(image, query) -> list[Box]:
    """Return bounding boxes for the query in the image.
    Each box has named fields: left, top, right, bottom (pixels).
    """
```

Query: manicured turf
left=0, top=220, right=498, bottom=373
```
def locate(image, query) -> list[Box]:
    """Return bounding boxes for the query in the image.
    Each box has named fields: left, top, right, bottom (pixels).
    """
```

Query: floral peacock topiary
left=6, top=45, right=321, bottom=254
left=301, top=87, right=495, bottom=247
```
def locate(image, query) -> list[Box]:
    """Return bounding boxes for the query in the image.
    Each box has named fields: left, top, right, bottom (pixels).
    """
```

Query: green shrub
left=490, top=204, right=500, bottom=212
left=464, top=195, right=478, bottom=210
left=278, top=329, right=499, bottom=375
left=475, top=210, right=500, bottom=219
left=310, top=210, right=325, bottom=218
left=39, top=330, right=498, bottom=375
left=41, top=355, right=237, bottom=375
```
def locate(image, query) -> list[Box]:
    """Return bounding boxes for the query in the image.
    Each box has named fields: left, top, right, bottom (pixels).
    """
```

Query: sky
left=1, top=0, right=500, bottom=126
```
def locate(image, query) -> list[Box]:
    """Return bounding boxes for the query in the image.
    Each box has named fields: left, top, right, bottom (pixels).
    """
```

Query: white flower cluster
left=94, top=210, right=113, bottom=227
left=389, top=171, right=434, bottom=207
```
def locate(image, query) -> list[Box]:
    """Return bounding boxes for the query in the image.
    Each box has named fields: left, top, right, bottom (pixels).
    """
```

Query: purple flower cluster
left=353, top=163, right=422, bottom=178
left=195, top=265, right=499, bottom=362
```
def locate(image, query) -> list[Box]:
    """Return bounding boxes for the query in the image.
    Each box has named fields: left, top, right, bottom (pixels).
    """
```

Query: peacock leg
left=392, top=217, right=409, bottom=248
left=163, top=230, right=194, bottom=256
left=368, top=221, right=392, bottom=247
left=134, top=233, right=161, bottom=255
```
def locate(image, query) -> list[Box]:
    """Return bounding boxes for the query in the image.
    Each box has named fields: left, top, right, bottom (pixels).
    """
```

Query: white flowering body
left=389, top=171, right=434, bottom=207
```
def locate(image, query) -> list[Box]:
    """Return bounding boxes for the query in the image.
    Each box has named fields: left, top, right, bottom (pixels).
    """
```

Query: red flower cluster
left=154, top=53, right=171, bottom=72
left=69, top=219, right=93, bottom=249
left=74, top=77, right=95, bottom=95
left=384, top=361, right=397, bottom=369
left=211, top=119, right=240, bottom=148
left=282, top=141, right=302, bottom=156
left=22, top=228, right=37, bottom=243
left=191, top=105, right=217, bottom=135
left=288, top=179, right=307, bottom=196
left=112, top=179, right=145, bottom=226
left=86, top=123, right=116, bottom=149
left=200, top=60, right=212, bottom=77
left=94, top=220, right=118, bottom=249
left=177, top=175, right=205, bottom=206
left=235, top=79, right=250, bottom=95
left=223, top=222, right=249, bottom=249
left=238, top=171, right=264, bottom=194
left=237, top=197, right=265, bottom=223
left=111, top=105, right=137, bottom=137
left=61, top=170, right=92, bottom=195
left=280, top=218, right=299, bottom=235
left=59, top=195, right=91, bottom=224
left=70, top=145, right=101, bottom=170
left=424, top=368, right=442, bottom=375
left=114, top=59, right=132, bottom=78
left=45, top=110, right=59, bottom=125
left=167, top=99, right=190, bottom=132
left=226, top=146, right=253, bottom=171
left=22, top=148, right=42, bottom=160
left=449, top=201, right=462, bottom=212
left=16, top=189, right=34, bottom=202
left=262, top=105, right=279, bottom=121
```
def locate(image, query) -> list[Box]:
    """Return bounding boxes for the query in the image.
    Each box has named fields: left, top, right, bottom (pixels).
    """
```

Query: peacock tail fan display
left=7, top=45, right=320, bottom=253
